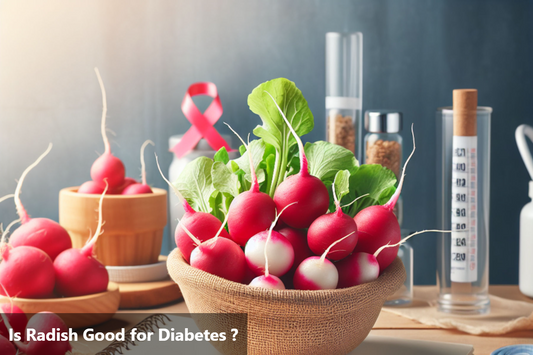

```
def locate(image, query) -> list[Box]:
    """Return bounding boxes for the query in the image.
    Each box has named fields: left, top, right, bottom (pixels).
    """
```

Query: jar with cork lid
left=364, top=110, right=403, bottom=224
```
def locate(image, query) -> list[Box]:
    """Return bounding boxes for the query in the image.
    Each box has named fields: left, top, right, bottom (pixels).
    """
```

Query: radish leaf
left=174, top=157, right=215, bottom=213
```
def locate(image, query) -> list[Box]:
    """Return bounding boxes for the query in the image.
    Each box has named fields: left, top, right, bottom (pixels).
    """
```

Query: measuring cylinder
left=436, top=89, right=491, bottom=314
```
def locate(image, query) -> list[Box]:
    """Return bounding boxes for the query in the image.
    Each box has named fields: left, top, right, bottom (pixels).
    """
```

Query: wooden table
left=89, top=285, right=532, bottom=354
left=371, top=285, right=533, bottom=355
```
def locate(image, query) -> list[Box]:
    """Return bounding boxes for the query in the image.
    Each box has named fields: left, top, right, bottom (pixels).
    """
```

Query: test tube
left=325, top=32, right=363, bottom=162
left=436, top=89, right=491, bottom=314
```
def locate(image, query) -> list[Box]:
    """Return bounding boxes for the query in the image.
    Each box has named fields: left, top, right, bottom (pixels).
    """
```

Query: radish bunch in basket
left=167, top=78, right=446, bottom=290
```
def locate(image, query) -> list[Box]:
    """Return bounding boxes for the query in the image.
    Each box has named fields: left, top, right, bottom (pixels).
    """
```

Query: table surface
left=102, top=285, right=532, bottom=355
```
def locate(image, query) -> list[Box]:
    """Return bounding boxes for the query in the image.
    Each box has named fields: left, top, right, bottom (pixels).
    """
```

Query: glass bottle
left=364, top=110, right=403, bottom=225
left=325, top=32, right=363, bottom=162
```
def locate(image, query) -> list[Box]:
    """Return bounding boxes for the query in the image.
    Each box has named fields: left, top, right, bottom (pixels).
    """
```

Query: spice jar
left=364, top=110, right=403, bottom=224
left=364, top=110, right=403, bottom=178
left=326, top=32, right=363, bottom=161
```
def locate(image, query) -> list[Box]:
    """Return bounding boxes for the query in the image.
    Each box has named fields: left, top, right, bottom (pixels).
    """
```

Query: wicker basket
left=167, top=248, right=406, bottom=355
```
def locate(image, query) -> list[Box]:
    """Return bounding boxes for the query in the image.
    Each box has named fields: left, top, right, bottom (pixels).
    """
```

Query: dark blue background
left=0, top=0, right=532, bottom=284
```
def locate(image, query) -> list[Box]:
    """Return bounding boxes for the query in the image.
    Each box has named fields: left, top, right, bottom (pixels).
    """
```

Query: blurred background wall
left=1, top=0, right=531, bottom=284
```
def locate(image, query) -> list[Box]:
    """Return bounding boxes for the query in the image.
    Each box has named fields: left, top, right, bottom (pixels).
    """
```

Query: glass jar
left=364, top=110, right=403, bottom=225
left=325, top=32, right=363, bottom=161
left=168, top=135, right=237, bottom=249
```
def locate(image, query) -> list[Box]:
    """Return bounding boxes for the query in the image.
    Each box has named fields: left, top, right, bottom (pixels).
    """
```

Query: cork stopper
left=453, top=89, right=477, bottom=136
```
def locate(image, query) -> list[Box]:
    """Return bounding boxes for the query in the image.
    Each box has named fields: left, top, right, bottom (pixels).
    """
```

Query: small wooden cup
left=59, top=187, right=167, bottom=266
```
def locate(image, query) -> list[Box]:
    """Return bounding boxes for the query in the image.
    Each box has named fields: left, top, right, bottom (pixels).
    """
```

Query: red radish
left=0, top=335, right=15, bottom=355
left=156, top=156, right=230, bottom=263
left=89, top=68, right=125, bottom=189
left=277, top=227, right=312, bottom=270
left=53, top=183, right=109, bottom=297
left=249, top=213, right=287, bottom=290
left=293, top=232, right=355, bottom=290
left=307, top=184, right=360, bottom=261
left=338, top=229, right=451, bottom=288
left=226, top=125, right=276, bottom=246
left=9, top=144, right=72, bottom=261
left=336, top=252, right=380, bottom=288
left=77, top=180, right=105, bottom=194
left=0, top=302, right=28, bottom=340
left=266, top=91, right=330, bottom=228
left=245, top=203, right=296, bottom=277
left=353, top=125, right=416, bottom=271
left=181, top=215, right=246, bottom=283
left=245, top=230, right=294, bottom=277
left=122, top=140, right=155, bottom=195
left=15, top=312, right=72, bottom=355
left=0, top=241, right=55, bottom=298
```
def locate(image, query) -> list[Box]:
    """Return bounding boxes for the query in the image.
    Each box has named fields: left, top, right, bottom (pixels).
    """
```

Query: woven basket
left=167, top=248, right=406, bottom=355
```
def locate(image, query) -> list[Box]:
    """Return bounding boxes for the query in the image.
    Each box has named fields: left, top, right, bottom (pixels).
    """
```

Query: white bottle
left=520, top=181, right=533, bottom=298
left=516, top=124, right=533, bottom=298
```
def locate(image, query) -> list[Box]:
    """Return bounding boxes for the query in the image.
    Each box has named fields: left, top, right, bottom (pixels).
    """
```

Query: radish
left=266, top=91, right=330, bottom=229
left=155, top=156, right=230, bottom=263
left=248, top=212, right=288, bottom=290
left=54, top=183, right=110, bottom=297
left=78, top=180, right=105, bottom=194
left=277, top=227, right=312, bottom=271
left=0, top=303, right=28, bottom=340
left=225, top=125, right=276, bottom=246
left=15, top=312, right=72, bottom=355
left=336, top=252, right=380, bottom=288
left=293, top=232, right=355, bottom=290
left=181, top=215, right=246, bottom=283
left=9, top=144, right=72, bottom=261
left=0, top=224, right=55, bottom=298
left=89, top=68, right=125, bottom=189
left=353, top=125, right=415, bottom=271
left=245, top=203, right=296, bottom=277
left=338, top=229, right=450, bottom=288
left=0, top=335, right=15, bottom=355
left=122, top=140, right=155, bottom=195
left=307, top=184, right=363, bottom=261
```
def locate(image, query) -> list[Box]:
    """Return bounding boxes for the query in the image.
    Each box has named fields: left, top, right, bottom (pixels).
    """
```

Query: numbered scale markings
left=451, top=136, right=478, bottom=283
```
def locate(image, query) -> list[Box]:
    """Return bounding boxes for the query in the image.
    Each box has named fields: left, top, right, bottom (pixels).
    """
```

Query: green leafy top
left=173, top=78, right=397, bottom=221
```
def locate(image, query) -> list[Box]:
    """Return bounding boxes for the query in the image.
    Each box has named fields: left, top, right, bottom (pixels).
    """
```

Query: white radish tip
left=140, top=140, right=155, bottom=185
left=176, top=218, right=202, bottom=246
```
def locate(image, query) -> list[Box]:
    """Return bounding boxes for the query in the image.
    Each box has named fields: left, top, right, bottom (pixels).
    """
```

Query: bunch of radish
left=0, top=303, right=71, bottom=355
left=0, top=145, right=111, bottom=300
left=171, top=85, right=449, bottom=291
left=78, top=68, right=153, bottom=195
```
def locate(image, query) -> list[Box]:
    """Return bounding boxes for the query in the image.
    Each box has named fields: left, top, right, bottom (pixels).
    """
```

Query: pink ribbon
left=170, top=82, right=232, bottom=158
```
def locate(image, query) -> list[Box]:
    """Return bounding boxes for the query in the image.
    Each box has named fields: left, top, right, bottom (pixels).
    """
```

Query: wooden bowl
left=168, top=249, right=406, bottom=355
left=0, top=283, right=120, bottom=329
left=59, top=187, right=167, bottom=266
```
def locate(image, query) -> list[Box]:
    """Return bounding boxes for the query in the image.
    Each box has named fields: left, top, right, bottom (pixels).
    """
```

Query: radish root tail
left=155, top=154, right=194, bottom=213
left=176, top=218, right=202, bottom=246
left=384, top=124, right=415, bottom=211
left=94, top=68, right=111, bottom=154
left=82, top=180, right=108, bottom=256
left=320, top=231, right=355, bottom=263
left=140, top=140, right=155, bottom=185
left=374, top=229, right=451, bottom=257
left=14, top=143, right=53, bottom=224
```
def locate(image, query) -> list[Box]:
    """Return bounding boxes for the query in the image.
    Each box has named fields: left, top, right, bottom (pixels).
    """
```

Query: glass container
left=364, top=110, right=403, bottom=225
left=436, top=104, right=491, bottom=314
left=326, top=32, right=363, bottom=162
